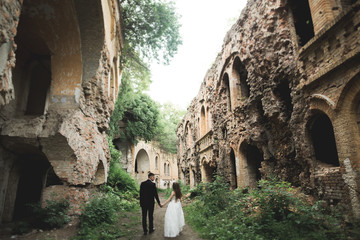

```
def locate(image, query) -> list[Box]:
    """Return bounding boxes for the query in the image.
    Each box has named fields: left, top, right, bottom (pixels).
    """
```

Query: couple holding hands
left=140, top=172, right=189, bottom=238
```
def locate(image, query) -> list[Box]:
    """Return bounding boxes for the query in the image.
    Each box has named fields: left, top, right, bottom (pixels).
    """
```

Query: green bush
left=185, top=177, right=349, bottom=240
left=74, top=192, right=138, bottom=240
left=79, top=194, right=120, bottom=229
left=12, top=199, right=71, bottom=234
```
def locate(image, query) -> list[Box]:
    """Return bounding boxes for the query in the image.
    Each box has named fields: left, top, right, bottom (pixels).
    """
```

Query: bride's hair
left=172, top=182, right=182, bottom=200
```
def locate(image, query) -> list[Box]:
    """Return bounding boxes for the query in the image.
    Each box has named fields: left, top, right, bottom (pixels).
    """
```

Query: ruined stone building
left=114, top=139, right=178, bottom=189
left=177, top=0, right=360, bottom=218
left=0, top=0, right=123, bottom=223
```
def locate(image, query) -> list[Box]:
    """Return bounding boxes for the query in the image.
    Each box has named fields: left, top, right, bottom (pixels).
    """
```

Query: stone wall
left=177, top=0, right=360, bottom=218
left=114, top=139, right=178, bottom=189
left=0, top=0, right=123, bottom=222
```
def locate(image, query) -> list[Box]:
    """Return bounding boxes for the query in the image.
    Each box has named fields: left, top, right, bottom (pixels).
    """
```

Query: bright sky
left=148, top=0, right=248, bottom=109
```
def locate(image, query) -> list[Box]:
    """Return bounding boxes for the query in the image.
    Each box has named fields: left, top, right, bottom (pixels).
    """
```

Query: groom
left=140, top=172, right=162, bottom=235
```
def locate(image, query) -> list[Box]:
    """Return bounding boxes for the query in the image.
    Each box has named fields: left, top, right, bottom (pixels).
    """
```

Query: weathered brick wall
left=0, top=0, right=123, bottom=222
left=177, top=0, right=360, bottom=217
left=0, top=0, right=21, bottom=106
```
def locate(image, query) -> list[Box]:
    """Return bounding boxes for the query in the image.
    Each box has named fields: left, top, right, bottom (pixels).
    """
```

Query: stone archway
left=308, top=113, right=339, bottom=166
left=2, top=152, right=52, bottom=222
left=135, top=149, right=150, bottom=181
left=229, top=148, right=237, bottom=189
left=239, top=142, right=264, bottom=188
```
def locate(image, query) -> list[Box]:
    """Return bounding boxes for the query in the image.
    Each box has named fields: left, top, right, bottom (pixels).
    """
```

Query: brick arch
left=306, top=111, right=340, bottom=166
left=232, top=55, right=249, bottom=104
left=229, top=147, right=237, bottom=189
left=134, top=149, right=150, bottom=181
left=221, top=72, right=231, bottom=112
left=200, top=105, right=206, bottom=136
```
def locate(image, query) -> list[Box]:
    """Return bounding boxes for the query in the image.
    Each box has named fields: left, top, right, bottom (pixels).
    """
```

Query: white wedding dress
left=164, top=197, right=185, bottom=237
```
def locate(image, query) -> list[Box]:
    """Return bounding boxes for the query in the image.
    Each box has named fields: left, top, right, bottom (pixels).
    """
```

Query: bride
left=162, top=182, right=190, bottom=238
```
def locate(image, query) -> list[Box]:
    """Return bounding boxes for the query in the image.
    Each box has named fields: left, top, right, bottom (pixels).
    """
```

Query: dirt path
left=118, top=193, right=203, bottom=240
left=0, top=193, right=203, bottom=240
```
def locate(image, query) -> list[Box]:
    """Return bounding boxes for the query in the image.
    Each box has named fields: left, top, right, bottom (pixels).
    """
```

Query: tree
left=109, top=76, right=159, bottom=144
left=154, top=102, right=186, bottom=153
left=120, top=0, right=182, bottom=65
left=108, top=0, right=183, bottom=145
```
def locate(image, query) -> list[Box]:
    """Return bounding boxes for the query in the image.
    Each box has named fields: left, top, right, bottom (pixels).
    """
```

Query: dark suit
left=140, top=179, right=161, bottom=233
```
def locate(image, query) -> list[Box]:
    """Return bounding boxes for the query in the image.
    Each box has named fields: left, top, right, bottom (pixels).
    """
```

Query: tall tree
left=120, top=0, right=182, bottom=65
left=154, top=102, right=186, bottom=153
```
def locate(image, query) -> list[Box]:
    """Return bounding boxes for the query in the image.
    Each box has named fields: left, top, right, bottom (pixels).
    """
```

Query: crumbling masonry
left=177, top=0, right=360, bottom=218
left=0, top=0, right=122, bottom=222
left=113, top=139, right=178, bottom=189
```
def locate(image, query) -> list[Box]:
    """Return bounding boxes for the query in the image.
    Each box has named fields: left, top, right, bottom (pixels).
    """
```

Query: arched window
left=155, top=156, right=159, bottom=170
left=185, top=122, right=192, bottom=146
left=206, top=106, right=212, bottom=130
left=135, top=149, right=150, bottom=180
left=232, top=57, right=249, bottom=103
left=308, top=113, right=340, bottom=166
left=230, top=148, right=237, bottom=189
left=200, top=106, right=206, bottom=136
left=25, top=58, right=51, bottom=115
left=222, top=73, right=231, bottom=112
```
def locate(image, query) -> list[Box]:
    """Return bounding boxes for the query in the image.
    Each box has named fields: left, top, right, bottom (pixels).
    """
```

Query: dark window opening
left=241, top=143, right=264, bottom=188
left=223, top=73, right=232, bottom=111
left=273, top=80, right=293, bottom=117
left=192, top=170, right=196, bottom=186
left=309, top=114, right=340, bottom=166
left=289, top=0, right=315, bottom=46
left=246, top=145, right=263, bottom=183
left=203, top=162, right=216, bottom=183
left=14, top=6, right=52, bottom=116
left=14, top=155, right=49, bottom=220
left=233, top=57, right=250, bottom=99
left=25, top=57, right=51, bottom=115
left=230, top=149, right=237, bottom=189
left=135, top=159, right=138, bottom=173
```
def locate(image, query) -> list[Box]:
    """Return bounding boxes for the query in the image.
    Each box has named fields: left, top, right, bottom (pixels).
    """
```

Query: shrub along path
left=117, top=192, right=203, bottom=240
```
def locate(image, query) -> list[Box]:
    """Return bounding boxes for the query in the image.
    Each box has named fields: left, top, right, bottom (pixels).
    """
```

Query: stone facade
left=0, top=0, right=123, bottom=222
left=114, top=139, right=178, bottom=189
left=177, top=0, right=360, bottom=218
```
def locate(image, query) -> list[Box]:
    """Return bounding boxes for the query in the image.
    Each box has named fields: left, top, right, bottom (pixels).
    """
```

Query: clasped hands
left=159, top=203, right=164, bottom=208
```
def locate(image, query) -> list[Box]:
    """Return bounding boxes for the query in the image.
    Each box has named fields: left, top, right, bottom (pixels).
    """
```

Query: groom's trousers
left=141, top=204, right=155, bottom=232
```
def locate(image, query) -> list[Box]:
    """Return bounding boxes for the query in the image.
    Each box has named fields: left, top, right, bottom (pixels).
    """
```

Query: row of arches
left=220, top=56, right=250, bottom=113
left=197, top=110, right=341, bottom=189
left=134, top=147, right=175, bottom=187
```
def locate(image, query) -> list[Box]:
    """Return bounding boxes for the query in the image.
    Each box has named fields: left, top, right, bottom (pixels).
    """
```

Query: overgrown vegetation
left=73, top=138, right=139, bottom=240
left=12, top=199, right=71, bottom=235
left=154, top=102, right=186, bottom=153
left=185, top=177, right=360, bottom=240
left=108, top=0, right=183, bottom=148
left=73, top=1, right=183, bottom=238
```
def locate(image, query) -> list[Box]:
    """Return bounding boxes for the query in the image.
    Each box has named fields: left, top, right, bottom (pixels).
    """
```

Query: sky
left=148, top=0, right=248, bottom=109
